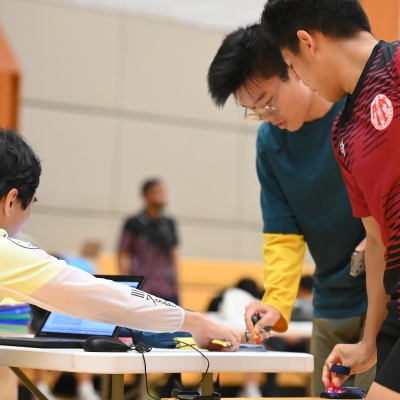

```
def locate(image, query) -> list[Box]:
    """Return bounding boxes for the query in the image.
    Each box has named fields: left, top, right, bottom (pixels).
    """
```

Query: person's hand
left=355, top=237, right=367, bottom=252
left=322, top=340, right=377, bottom=388
left=244, top=302, right=281, bottom=340
left=182, top=311, right=241, bottom=352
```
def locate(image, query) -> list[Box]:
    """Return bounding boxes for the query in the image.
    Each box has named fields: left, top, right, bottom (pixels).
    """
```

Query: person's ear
left=297, top=30, right=317, bottom=57
left=4, top=189, right=19, bottom=217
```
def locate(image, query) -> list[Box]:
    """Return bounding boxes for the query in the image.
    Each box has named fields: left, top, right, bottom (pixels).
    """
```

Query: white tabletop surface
left=0, top=346, right=313, bottom=374
left=203, top=312, right=313, bottom=338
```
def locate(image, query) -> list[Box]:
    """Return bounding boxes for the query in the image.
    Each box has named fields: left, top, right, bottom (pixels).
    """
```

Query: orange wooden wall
left=0, top=24, right=20, bottom=130
left=360, top=0, right=400, bottom=41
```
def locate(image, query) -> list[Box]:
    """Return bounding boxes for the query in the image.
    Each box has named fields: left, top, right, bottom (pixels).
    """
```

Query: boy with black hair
left=262, top=0, right=400, bottom=398
left=0, top=128, right=241, bottom=354
left=207, top=24, right=374, bottom=395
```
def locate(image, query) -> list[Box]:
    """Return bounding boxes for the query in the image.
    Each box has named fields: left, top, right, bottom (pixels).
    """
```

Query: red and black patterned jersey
left=332, top=40, right=400, bottom=333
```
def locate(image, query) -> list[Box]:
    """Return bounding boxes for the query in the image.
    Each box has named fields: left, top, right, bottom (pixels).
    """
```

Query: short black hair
left=141, top=178, right=161, bottom=196
left=207, top=24, right=288, bottom=107
left=261, top=0, right=371, bottom=55
left=0, top=128, right=41, bottom=210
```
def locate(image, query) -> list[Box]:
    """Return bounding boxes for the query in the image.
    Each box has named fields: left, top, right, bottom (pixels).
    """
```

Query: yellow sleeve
left=261, top=233, right=306, bottom=332
left=0, top=230, right=65, bottom=298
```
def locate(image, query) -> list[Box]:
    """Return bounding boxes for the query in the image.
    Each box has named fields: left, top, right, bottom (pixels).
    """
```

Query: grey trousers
left=310, top=314, right=376, bottom=396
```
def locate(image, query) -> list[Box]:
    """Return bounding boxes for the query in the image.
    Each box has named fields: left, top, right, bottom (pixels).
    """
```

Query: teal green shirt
left=257, top=100, right=367, bottom=319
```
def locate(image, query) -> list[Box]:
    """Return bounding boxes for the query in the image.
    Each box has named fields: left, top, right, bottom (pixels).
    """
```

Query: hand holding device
left=320, top=363, right=366, bottom=398
left=244, top=302, right=277, bottom=341
left=184, top=312, right=241, bottom=352
left=322, top=342, right=377, bottom=389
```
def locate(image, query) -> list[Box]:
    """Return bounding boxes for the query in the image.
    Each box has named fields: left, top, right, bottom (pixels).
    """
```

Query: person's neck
left=304, top=90, right=333, bottom=123
left=334, top=32, right=379, bottom=95
left=145, top=206, right=161, bottom=221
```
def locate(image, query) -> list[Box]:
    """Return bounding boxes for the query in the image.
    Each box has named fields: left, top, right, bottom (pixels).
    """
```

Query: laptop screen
left=39, top=276, right=145, bottom=337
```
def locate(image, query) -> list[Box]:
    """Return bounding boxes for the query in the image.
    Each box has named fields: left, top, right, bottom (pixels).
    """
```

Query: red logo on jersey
left=371, top=94, right=393, bottom=130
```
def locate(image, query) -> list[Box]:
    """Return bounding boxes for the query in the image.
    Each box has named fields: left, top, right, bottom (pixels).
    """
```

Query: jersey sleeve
left=256, top=126, right=302, bottom=234
left=0, top=234, right=184, bottom=333
left=261, top=233, right=306, bottom=332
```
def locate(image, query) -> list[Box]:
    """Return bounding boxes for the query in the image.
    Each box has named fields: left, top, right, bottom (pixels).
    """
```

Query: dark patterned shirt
left=119, top=211, right=178, bottom=300
left=332, top=40, right=400, bottom=334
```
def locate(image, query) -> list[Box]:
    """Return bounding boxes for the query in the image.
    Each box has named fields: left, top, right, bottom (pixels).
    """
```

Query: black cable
left=127, top=330, right=211, bottom=400
left=151, top=339, right=210, bottom=392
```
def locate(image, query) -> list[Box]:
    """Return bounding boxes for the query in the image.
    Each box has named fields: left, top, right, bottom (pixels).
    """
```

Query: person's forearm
left=1, top=266, right=185, bottom=333
left=362, top=238, right=389, bottom=349
left=181, top=310, right=204, bottom=332
left=261, top=233, right=306, bottom=331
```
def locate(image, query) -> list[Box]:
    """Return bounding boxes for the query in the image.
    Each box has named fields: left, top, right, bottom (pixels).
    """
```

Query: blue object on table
left=118, top=328, right=191, bottom=348
left=331, top=364, right=351, bottom=376
left=320, top=386, right=366, bottom=398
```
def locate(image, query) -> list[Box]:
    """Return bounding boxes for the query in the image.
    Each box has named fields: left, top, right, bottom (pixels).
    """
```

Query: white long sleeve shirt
left=0, top=229, right=184, bottom=333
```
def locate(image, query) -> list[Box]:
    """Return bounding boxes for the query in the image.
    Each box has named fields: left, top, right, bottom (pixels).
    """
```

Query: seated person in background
left=207, top=24, right=372, bottom=395
left=118, top=179, right=179, bottom=304
left=290, top=275, right=313, bottom=322
left=0, top=128, right=240, bottom=353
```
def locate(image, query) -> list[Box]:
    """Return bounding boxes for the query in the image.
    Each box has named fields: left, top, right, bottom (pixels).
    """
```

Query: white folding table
left=0, top=345, right=313, bottom=400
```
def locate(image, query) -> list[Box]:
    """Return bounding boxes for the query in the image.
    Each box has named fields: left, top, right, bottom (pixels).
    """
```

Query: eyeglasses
left=244, top=78, right=283, bottom=121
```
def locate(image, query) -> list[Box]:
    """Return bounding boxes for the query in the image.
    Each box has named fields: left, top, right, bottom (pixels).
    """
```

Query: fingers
left=218, top=328, right=240, bottom=352
left=244, top=302, right=260, bottom=334
left=244, top=302, right=278, bottom=336
left=259, top=330, right=273, bottom=340
left=323, top=346, right=351, bottom=388
left=355, top=237, right=367, bottom=252
left=254, top=315, right=272, bottom=335
left=228, top=330, right=241, bottom=351
left=322, top=364, right=332, bottom=388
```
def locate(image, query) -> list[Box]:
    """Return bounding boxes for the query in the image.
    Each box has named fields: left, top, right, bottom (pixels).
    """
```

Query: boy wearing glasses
left=207, top=24, right=373, bottom=395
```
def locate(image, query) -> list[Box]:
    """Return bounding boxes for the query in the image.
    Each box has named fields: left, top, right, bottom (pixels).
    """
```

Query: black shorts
left=375, top=331, right=400, bottom=392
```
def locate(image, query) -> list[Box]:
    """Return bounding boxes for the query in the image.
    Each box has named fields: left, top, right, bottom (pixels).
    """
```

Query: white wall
left=0, top=0, right=269, bottom=260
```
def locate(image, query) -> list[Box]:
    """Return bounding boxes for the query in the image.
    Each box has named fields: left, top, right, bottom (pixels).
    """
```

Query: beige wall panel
left=117, top=120, right=239, bottom=221
left=21, top=213, right=122, bottom=254
left=238, top=229, right=263, bottom=261
left=121, top=16, right=246, bottom=125
left=0, top=0, right=120, bottom=108
left=178, top=224, right=242, bottom=259
left=21, top=107, right=116, bottom=210
left=241, top=130, right=263, bottom=223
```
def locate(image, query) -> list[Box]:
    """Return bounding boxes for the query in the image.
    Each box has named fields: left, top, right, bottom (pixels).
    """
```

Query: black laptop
left=0, top=275, right=146, bottom=348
